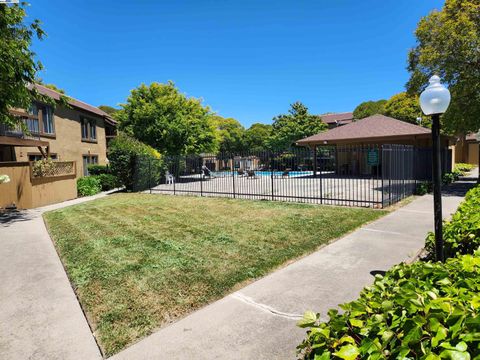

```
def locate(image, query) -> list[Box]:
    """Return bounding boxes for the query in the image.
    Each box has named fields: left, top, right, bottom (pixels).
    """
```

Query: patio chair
left=202, top=165, right=212, bottom=179
left=246, top=170, right=257, bottom=179
left=237, top=169, right=245, bottom=177
left=165, top=171, right=175, bottom=184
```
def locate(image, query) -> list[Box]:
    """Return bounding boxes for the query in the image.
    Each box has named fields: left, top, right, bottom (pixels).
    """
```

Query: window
left=25, top=117, right=40, bottom=134
left=82, top=155, right=98, bottom=176
left=30, top=103, right=54, bottom=135
left=29, top=154, right=58, bottom=162
left=42, top=106, right=54, bottom=134
left=81, top=117, right=97, bottom=142
left=89, top=120, right=96, bottom=140
left=81, top=118, right=89, bottom=140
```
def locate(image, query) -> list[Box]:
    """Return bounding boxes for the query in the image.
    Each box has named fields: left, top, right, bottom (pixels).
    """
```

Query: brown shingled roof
left=31, top=83, right=117, bottom=126
left=297, top=114, right=431, bottom=145
left=320, top=112, right=354, bottom=124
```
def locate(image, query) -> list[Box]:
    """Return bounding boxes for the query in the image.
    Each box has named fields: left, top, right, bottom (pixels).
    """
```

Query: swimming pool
left=211, top=171, right=314, bottom=177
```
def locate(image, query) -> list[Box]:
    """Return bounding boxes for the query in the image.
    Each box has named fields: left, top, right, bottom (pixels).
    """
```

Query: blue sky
left=29, top=0, right=444, bottom=127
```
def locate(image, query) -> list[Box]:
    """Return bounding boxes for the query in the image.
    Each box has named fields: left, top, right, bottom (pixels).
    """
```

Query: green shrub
left=95, top=173, right=120, bottom=191
left=87, top=164, right=109, bottom=175
left=425, top=185, right=480, bottom=259
left=416, top=171, right=461, bottom=195
left=108, top=133, right=162, bottom=191
left=442, top=173, right=453, bottom=185
left=31, top=158, right=55, bottom=177
left=297, top=252, right=480, bottom=360
left=454, top=163, right=475, bottom=175
left=77, top=176, right=101, bottom=197
left=415, top=181, right=432, bottom=195
left=442, top=172, right=458, bottom=185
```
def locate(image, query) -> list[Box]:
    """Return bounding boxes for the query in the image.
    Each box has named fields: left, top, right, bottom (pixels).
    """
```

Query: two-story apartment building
left=0, top=84, right=117, bottom=177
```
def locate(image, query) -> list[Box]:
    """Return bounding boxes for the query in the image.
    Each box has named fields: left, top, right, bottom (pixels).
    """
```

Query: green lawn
left=44, top=194, right=386, bottom=356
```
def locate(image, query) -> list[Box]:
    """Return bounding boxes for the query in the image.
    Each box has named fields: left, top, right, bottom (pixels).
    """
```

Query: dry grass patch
left=44, top=193, right=386, bottom=355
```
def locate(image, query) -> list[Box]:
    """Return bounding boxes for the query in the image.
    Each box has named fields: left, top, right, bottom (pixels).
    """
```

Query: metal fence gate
left=134, top=144, right=451, bottom=208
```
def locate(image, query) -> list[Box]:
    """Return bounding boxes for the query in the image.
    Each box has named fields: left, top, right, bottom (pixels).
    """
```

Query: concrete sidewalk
left=112, top=181, right=474, bottom=360
left=0, top=193, right=110, bottom=360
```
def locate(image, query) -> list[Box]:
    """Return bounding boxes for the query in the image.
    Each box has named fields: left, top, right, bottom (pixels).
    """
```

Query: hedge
left=77, top=176, right=101, bottom=197
left=95, top=173, right=120, bottom=191
left=425, top=185, right=480, bottom=260
left=454, top=163, right=475, bottom=175
left=87, top=164, right=110, bottom=175
left=297, top=252, right=480, bottom=360
left=108, top=133, right=162, bottom=191
left=415, top=170, right=464, bottom=195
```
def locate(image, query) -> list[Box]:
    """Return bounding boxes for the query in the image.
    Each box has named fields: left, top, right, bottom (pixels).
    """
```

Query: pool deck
left=152, top=174, right=407, bottom=207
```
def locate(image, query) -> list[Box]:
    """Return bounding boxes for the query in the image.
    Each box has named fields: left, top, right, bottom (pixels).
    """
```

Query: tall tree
left=383, top=92, right=428, bottom=126
left=44, top=83, right=65, bottom=94
left=244, top=123, right=272, bottom=152
left=117, top=82, right=218, bottom=155
left=268, top=102, right=327, bottom=150
left=0, top=2, right=45, bottom=126
left=407, top=0, right=480, bottom=134
left=98, top=105, right=120, bottom=116
left=211, top=115, right=246, bottom=153
left=353, top=99, right=387, bottom=119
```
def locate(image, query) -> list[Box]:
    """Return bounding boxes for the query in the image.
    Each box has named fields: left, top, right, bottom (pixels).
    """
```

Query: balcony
left=0, top=112, right=48, bottom=147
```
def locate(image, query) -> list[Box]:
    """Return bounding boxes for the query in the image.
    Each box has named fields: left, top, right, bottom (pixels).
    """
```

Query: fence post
left=232, top=155, right=236, bottom=199
left=402, top=146, right=406, bottom=199
left=149, top=157, right=152, bottom=194
left=317, top=147, right=323, bottom=204
left=413, top=147, right=417, bottom=192
left=389, top=148, right=392, bottom=206
left=271, top=152, right=274, bottom=201
left=173, top=158, right=176, bottom=195
left=200, top=157, right=203, bottom=197
left=381, top=145, right=384, bottom=208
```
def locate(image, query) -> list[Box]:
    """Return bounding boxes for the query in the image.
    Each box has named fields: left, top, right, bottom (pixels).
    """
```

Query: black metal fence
left=134, top=144, right=452, bottom=208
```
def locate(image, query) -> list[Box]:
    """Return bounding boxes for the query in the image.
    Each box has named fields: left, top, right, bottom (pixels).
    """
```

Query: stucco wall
left=13, top=106, right=108, bottom=177
left=0, top=162, right=77, bottom=209
left=0, top=163, right=33, bottom=209
left=468, top=143, right=479, bottom=166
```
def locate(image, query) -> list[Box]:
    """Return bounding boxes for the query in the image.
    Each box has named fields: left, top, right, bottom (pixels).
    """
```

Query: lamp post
left=419, top=75, right=451, bottom=262
left=476, top=131, right=480, bottom=184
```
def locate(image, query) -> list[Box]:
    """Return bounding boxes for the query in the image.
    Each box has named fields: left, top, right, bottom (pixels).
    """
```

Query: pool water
left=211, top=171, right=313, bottom=177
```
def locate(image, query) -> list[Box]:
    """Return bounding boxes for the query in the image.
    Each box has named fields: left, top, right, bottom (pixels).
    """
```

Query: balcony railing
left=30, top=161, right=76, bottom=179
left=0, top=116, right=41, bottom=141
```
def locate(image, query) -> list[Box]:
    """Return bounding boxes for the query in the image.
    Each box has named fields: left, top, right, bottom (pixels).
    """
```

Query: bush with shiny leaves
left=297, top=252, right=480, bottom=359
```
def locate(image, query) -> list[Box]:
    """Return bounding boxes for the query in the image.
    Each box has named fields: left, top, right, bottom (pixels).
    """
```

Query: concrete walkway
left=0, top=193, right=111, bottom=360
left=0, top=176, right=475, bottom=360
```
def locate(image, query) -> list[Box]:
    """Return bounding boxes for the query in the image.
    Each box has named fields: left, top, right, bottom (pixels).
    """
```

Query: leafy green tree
left=353, top=99, right=387, bottom=119
left=407, top=0, right=480, bottom=134
left=44, top=84, right=65, bottom=94
left=244, top=123, right=272, bottom=152
left=383, top=92, right=428, bottom=126
left=268, top=102, right=327, bottom=150
left=0, top=2, right=45, bottom=127
left=98, top=105, right=120, bottom=116
left=211, top=115, right=246, bottom=153
left=117, top=82, right=218, bottom=155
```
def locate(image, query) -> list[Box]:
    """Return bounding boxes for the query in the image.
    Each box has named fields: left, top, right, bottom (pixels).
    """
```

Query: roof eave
left=297, top=133, right=435, bottom=146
